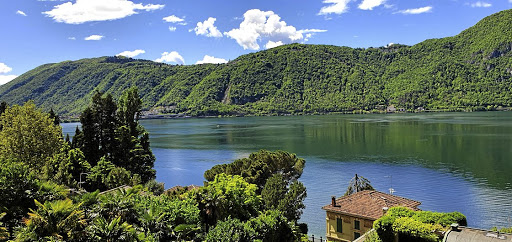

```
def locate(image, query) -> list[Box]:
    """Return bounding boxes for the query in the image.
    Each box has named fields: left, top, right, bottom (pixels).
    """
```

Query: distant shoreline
left=60, top=108, right=511, bottom=123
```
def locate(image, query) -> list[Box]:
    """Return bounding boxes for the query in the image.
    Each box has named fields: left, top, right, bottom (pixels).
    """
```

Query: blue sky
left=0, top=0, right=511, bottom=84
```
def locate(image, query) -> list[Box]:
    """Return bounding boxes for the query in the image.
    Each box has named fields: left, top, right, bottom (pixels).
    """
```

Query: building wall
left=325, top=211, right=374, bottom=242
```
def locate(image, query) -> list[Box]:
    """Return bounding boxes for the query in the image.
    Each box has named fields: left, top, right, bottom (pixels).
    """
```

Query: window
left=354, top=232, right=361, bottom=240
left=354, top=220, right=360, bottom=230
left=336, top=218, right=343, bottom=233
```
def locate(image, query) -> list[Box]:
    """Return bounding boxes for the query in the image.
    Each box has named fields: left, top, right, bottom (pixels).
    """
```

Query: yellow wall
left=325, top=211, right=374, bottom=242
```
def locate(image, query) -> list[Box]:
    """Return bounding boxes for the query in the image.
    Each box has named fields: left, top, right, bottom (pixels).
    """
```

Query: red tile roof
left=322, top=190, right=421, bottom=220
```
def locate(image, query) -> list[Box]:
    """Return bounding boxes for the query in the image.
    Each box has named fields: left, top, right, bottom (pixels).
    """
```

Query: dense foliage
left=2, top=10, right=512, bottom=115
left=370, top=207, right=467, bottom=242
left=0, top=99, right=309, bottom=240
left=72, top=88, right=156, bottom=190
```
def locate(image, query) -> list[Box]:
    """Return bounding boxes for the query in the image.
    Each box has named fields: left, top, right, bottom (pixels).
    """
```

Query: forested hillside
left=2, top=9, right=512, bottom=116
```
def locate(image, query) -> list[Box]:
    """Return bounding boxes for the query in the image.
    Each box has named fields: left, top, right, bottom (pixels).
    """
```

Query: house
left=443, top=224, right=512, bottom=242
left=386, top=105, right=397, bottom=113
left=322, top=190, right=421, bottom=242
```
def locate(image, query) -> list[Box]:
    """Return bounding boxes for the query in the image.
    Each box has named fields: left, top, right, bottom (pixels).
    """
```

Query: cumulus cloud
left=116, top=49, right=145, bottom=58
left=43, top=0, right=164, bottom=24
left=265, top=41, right=284, bottom=49
left=0, top=63, right=13, bottom=74
left=194, top=17, right=223, bottom=38
left=225, top=9, right=326, bottom=50
left=0, top=64, right=16, bottom=85
left=169, top=26, right=177, bottom=32
left=0, top=75, right=17, bottom=85
left=319, top=0, right=352, bottom=15
left=16, top=10, right=27, bottom=16
left=358, top=0, right=386, bottom=10
left=195, top=55, right=228, bottom=64
left=396, top=6, right=433, bottom=15
left=470, top=1, right=492, bottom=7
left=163, top=15, right=184, bottom=23
left=155, top=51, right=185, bottom=64
left=84, top=35, right=104, bottom=40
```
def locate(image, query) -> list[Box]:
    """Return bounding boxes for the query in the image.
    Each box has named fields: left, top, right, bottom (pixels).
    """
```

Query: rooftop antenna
left=385, top=175, right=394, bottom=195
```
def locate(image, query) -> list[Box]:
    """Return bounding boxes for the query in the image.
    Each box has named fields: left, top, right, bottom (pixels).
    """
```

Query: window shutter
left=336, top=218, right=343, bottom=233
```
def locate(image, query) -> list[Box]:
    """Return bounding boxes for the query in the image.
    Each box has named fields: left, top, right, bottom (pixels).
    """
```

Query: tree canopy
left=344, top=174, right=375, bottom=196
left=0, top=101, right=62, bottom=169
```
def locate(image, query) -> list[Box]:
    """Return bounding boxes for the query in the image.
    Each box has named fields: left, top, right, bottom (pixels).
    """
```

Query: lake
left=62, top=112, right=512, bottom=237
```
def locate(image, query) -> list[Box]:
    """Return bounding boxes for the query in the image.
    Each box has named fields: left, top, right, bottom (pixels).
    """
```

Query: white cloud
left=169, top=26, right=177, bottom=32
left=68, top=37, right=76, bottom=40
left=155, top=51, right=185, bottom=64
left=265, top=41, right=284, bottom=49
left=16, top=10, right=27, bottom=16
left=163, top=15, right=184, bottom=23
left=0, top=63, right=17, bottom=85
left=397, top=6, right=433, bottom=15
left=319, top=0, right=352, bottom=15
left=471, top=1, right=492, bottom=7
left=226, top=9, right=325, bottom=50
left=116, top=49, right=145, bottom=58
left=195, top=55, right=228, bottom=64
left=358, top=0, right=386, bottom=10
left=194, top=17, right=223, bottom=38
left=43, top=0, right=164, bottom=24
left=0, top=75, right=17, bottom=85
left=0, top=63, right=13, bottom=74
left=304, top=34, right=313, bottom=42
left=84, top=35, right=104, bottom=40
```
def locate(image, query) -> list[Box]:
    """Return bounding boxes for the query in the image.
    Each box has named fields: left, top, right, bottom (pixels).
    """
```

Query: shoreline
left=60, top=108, right=511, bottom=123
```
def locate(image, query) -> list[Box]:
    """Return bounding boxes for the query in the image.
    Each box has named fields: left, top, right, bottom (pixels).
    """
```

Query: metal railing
left=308, top=235, right=326, bottom=242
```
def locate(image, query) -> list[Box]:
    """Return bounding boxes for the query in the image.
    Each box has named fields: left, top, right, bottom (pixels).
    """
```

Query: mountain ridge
left=2, top=9, right=512, bottom=115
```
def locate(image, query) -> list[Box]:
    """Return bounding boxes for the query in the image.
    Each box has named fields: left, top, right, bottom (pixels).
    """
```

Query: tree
left=205, top=218, right=255, bottom=242
left=344, top=174, right=375, bottom=196
left=262, top=174, right=307, bottom=222
left=0, top=101, right=62, bottom=169
left=48, top=108, right=60, bottom=126
left=0, top=213, right=8, bottom=240
left=16, top=199, right=87, bottom=241
left=78, top=92, right=117, bottom=166
left=0, top=162, right=40, bottom=230
left=75, top=88, right=155, bottom=185
left=114, top=87, right=155, bottom=182
left=204, top=150, right=306, bottom=189
left=46, top=146, right=91, bottom=188
left=195, top=174, right=261, bottom=229
left=87, top=216, right=137, bottom=242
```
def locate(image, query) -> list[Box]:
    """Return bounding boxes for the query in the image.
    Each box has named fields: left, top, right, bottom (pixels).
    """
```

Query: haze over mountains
left=1, top=9, right=512, bottom=116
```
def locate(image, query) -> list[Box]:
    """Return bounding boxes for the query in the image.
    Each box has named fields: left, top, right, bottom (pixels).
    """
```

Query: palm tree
left=0, top=212, right=9, bottom=240
left=17, top=199, right=86, bottom=241
left=344, top=174, right=375, bottom=196
left=87, top=216, right=137, bottom=242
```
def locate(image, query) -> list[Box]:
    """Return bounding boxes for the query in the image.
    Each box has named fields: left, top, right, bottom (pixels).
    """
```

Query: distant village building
left=443, top=224, right=512, bottom=242
left=322, top=190, right=421, bottom=242
left=386, top=105, right=397, bottom=113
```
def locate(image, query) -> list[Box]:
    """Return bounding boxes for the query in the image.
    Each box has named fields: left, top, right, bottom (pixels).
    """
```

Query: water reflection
left=62, top=112, right=512, bottom=236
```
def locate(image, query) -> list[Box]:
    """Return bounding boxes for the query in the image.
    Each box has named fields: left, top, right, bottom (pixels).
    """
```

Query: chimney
left=332, top=196, right=337, bottom=207
left=382, top=207, right=389, bottom=216
left=450, top=223, right=460, bottom=231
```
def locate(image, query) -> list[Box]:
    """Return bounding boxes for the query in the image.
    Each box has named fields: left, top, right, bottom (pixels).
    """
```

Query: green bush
left=392, top=217, right=443, bottom=242
left=386, top=207, right=415, bottom=218
left=373, top=207, right=467, bottom=242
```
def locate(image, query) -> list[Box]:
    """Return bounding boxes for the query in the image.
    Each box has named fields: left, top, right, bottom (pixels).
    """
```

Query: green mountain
left=2, top=9, right=512, bottom=116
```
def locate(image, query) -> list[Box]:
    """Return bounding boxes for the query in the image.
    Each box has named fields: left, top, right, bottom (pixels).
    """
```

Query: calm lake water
left=62, top=112, right=512, bottom=237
